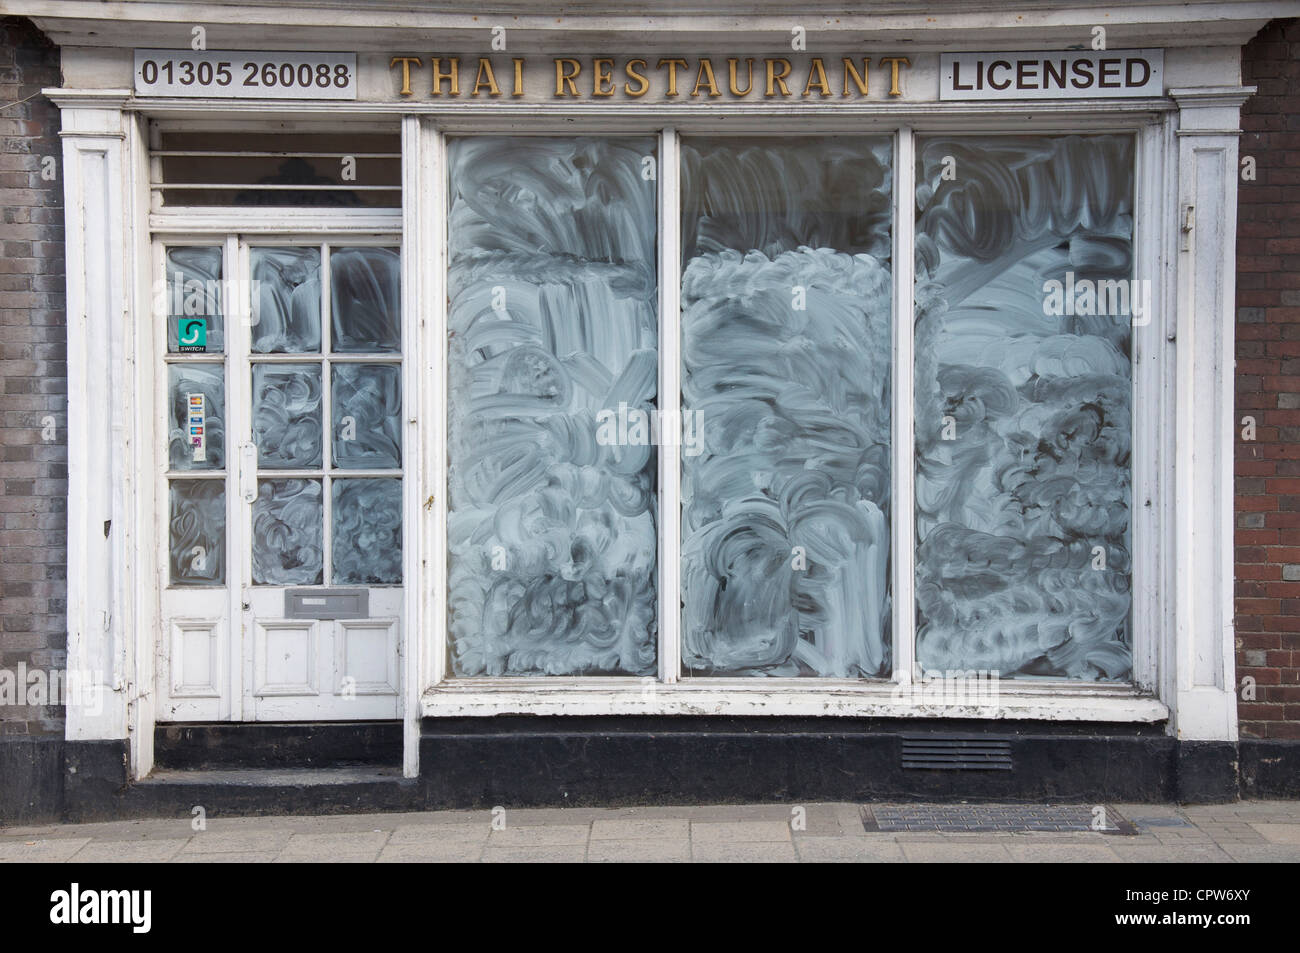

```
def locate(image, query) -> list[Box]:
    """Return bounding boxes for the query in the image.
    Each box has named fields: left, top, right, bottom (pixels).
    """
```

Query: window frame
left=417, top=110, right=1172, bottom=723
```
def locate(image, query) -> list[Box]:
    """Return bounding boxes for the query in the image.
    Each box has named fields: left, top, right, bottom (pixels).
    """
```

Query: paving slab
left=276, top=831, right=389, bottom=861
left=377, top=842, right=485, bottom=863
left=0, top=837, right=93, bottom=862
left=180, top=831, right=294, bottom=854
left=68, top=840, right=188, bottom=863
left=1005, top=844, right=1122, bottom=863
left=482, top=845, right=587, bottom=863
left=1247, top=823, right=1300, bottom=845
left=692, top=841, right=798, bottom=863
left=793, top=837, right=907, bottom=863
left=488, top=824, right=590, bottom=847
left=690, top=820, right=792, bottom=843
left=170, top=851, right=279, bottom=863
left=590, top=818, right=690, bottom=841
left=900, top=843, right=1015, bottom=862
left=587, top=839, right=692, bottom=863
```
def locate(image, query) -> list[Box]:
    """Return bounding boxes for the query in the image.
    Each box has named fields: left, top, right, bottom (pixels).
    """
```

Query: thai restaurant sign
left=132, top=48, right=1165, bottom=103
left=940, top=49, right=1163, bottom=100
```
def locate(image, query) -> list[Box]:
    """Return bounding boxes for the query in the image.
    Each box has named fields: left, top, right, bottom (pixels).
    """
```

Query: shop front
left=9, top=1, right=1293, bottom=815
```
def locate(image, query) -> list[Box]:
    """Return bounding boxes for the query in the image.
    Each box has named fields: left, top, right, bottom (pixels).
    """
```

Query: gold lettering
left=472, top=58, right=501, bottom=97
left=802, top=57, right=831, bottom=97
left=691, top=58, right=721, bottom=98
left=592, top=58, right=616, bottom=96
left=511, top=58, right=524, bottom=97
left=624, top=59, right=649, bottom=97
left=765, top=58, right=792, bottom=97
left=389, top=56, right=421, bottom=97
left=842, top=58, right=869, bottom=97
left=431, top=57, right=460, bottom=96
left=880, top=56, right=910, bottom=97
left=554, top=58, right=581, bottom=97
left=658, top=58, right=689, bottom=97
left=727, top=58, right=754, bottom=96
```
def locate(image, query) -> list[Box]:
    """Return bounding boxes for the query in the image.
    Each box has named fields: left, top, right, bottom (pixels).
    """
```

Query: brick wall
left=1236, top=18, right=1300, bottom=740
left=0, top=17, right=65, bottom=736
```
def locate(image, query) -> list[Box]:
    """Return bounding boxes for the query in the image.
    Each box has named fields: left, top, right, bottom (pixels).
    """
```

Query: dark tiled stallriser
left=5, top=721, right=1297, bottom=823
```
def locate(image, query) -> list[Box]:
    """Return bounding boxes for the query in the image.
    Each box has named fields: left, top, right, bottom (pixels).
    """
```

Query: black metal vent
left=901, top=734, right=1013, bottom=771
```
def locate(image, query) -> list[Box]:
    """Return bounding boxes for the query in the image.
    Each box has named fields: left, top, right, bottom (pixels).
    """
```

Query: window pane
left=252, top=478, right=323, bottom=585
left=166, top=246, right=224, bottom=353
left=446, top=136, right=659, bottom=676
left=251, top=246, right=322, bottom=353
left=679, top=137, right=894, bottom=677
left=332, top=364, right=401, bottom=469
left=169, top=480, right=225, bottom=586
left=331, top=247, right=400, bottom=352
left=168, top=364, right=224, bottom=470
left=252, top=363, right=323, bottom=468
left=914, top=134, right=1134, bottom=681
left=333, top=479, right=402, bottom=584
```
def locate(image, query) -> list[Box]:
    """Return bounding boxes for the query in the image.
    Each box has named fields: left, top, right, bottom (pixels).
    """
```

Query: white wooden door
left=157, top=237, right=404, bottom=721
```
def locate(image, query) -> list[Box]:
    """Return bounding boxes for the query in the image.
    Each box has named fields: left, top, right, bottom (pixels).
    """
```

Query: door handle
left=239, top=442, right=258, bottom=503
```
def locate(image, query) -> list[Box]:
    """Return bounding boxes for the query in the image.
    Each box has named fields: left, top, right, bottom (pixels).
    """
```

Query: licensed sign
left=134, top=50, right=357, bottom=99
left=940, top=49, right=1163, bottom=100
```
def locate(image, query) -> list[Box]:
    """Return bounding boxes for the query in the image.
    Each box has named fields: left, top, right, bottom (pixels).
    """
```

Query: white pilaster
left=49, top=90, right=136, bottom=744
left=1169, top=86, right=1254, bottom=741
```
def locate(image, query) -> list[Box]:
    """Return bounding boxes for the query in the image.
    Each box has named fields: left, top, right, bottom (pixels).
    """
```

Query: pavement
left=2, top=800, right=1299, bottom=863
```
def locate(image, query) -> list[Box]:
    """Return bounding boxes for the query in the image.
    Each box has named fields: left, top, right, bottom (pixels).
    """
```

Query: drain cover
left=862, top=803, right=1138, bottom=834
left=1131, top=816, right=1193, bottom=829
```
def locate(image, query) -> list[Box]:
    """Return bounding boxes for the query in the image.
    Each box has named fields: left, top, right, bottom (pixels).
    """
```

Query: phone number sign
left=134, top=50, right=357, bottom=99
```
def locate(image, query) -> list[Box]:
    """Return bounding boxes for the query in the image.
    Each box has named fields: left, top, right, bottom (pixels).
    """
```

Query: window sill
left=420, top=679, right=1169, bottom=722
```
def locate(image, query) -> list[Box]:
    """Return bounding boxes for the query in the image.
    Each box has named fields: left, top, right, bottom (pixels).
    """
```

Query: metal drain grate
left=862, top=803, right=1138, bottom=834
left=901, top=734, right=1013, bottom=771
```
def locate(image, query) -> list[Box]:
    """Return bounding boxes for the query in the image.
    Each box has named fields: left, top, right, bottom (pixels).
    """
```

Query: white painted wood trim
left=126, top=112, right=156, bottom=777
left=149, top=209, right=402, bottom=235
left=427, top=122, right=450, bottom=691
left=657, top=127, right=682, bottom=685
left=60, top=102, right=132, bottom=742
left=422, top=682, right=1169, bottom=722
left=399, top=114, right=431, bottom=778
left=1169, top=86, right=1253, bottom=741
left=119, top=98, right=1178, bottom=125
left=891, top=126, right=916, bottom=687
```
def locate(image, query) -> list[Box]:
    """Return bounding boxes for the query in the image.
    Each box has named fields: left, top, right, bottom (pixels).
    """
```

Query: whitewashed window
left=436, top=127, right=1146, bottom=692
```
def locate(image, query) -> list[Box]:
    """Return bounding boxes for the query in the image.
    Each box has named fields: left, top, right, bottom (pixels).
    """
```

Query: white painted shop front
left=16, top=1, right=1291, bottom=780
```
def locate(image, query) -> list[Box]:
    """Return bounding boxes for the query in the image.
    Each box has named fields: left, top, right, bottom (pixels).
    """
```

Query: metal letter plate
left=285, top=588, right=368, bottom=620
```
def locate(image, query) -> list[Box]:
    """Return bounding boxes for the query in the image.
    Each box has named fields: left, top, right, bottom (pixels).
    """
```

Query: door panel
left=156, top=236, right=403, bottom=723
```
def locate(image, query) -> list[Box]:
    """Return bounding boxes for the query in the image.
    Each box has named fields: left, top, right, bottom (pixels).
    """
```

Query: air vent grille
left=901, top=734, right=1013, bottom=771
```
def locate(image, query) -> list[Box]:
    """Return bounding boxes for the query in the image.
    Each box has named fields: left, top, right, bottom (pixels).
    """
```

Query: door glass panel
left=913, top=134, right=1134, bottom=681
left=446, top=135, right=659, bottom=677
left=679, top=136, right=894, bottom=677
left=252, top=478, right=324, bottom=585
left=333, top=479, right=402, bottom=584
left=331, top=247, right=400, bottom=352
left=166, top=246, right=224, bottom=353
left=169, top=480, right=226, bottom=585
left=332, top=363, right=401, bottom=469
left=251, top=363, right=323, bottom=468
left=250, top=246, right=322, bottom=353
left=168, top=364, right=225, bottom=471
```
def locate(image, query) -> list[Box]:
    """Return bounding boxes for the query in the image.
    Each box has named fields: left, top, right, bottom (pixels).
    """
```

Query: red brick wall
left=1236, top=18, right=1300, bottom=740
left=0, top=17, right=65, bottom=736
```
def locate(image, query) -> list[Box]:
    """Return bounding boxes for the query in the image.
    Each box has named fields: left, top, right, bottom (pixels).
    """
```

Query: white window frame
left=415, top=108, right=1174, bottom=725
